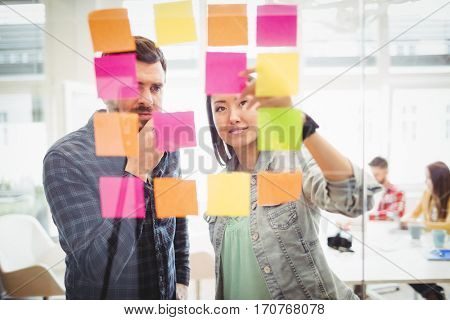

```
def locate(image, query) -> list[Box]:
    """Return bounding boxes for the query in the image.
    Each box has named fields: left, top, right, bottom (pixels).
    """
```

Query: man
left=368, top=156, right=405, bottom=220
left=43, top=36, right=189, bottom=299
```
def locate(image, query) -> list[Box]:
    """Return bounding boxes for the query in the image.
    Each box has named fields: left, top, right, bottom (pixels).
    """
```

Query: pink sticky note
left=99, top=177, right=145, bottom=219
left=257, top=5, right=297, bottom=47
left=205, top=52, right=246, bottom=95
left=153, top=111, right=197, bottom=152
left=94, top=53, right=138, bottom=100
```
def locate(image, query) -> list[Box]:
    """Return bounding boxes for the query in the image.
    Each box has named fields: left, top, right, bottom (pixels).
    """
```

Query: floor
left=3, top=281, right=448, bottom=300
left=188, top=280, right=450, bottom=300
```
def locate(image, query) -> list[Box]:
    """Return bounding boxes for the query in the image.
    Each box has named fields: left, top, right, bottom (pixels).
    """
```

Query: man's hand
left=125, top=119, right=164, bottom=181
left=176, top=283, right=188, bottom=300
left=239, top=68, right=292, bottom=109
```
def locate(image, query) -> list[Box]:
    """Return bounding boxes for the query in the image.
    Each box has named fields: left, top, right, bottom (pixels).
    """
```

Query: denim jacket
left=205, top=150, right=381, bottom=300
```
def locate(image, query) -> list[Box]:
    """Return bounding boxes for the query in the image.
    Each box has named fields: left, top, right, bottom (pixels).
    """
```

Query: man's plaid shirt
left=43, top=111, right=189, bottom=299
left=370, top=183, right=405, bottom=220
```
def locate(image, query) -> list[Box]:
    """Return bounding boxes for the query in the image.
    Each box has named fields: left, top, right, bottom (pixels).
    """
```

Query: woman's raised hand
left=239, top=68, right=293, bottom=109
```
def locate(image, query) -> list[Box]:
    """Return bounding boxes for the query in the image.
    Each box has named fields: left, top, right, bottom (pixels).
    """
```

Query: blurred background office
left=0, top=0, right=449, bottom=299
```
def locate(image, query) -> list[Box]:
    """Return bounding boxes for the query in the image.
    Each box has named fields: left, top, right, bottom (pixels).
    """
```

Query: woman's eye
left=239, top=100, right=248, bottom=107
left=215, top=106, right=226, bottom=112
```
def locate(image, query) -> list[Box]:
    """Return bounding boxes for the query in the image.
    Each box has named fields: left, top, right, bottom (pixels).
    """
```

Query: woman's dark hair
left=206, top=96, right=236, bottom=167
left=427, top=161, right=450, bottom=221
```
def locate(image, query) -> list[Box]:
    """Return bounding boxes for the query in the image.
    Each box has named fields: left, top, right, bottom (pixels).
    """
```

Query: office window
left=0, top=112, right=8, bottom=145
left=446, top=119, right=450, bottom=140
left=0, top=1, right=45, bottom=76
left=391, top=89, right=450, bottom=184
left=388, top=0, right=450, bottom=71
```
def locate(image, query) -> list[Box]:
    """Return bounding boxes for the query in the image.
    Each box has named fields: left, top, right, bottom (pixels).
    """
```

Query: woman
left=401, top=161, right=449, bottom=300
left=204, top=69, right=380, bottom=300
left=402, top=161, right=450, bottom=231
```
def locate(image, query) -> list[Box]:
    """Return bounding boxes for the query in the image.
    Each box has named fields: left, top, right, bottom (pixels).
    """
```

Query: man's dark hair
left=102, top=36, right=166, bottom=72
left=369, top=156, right=388, bottom=169
left=134, top=36, right=166, bottom=72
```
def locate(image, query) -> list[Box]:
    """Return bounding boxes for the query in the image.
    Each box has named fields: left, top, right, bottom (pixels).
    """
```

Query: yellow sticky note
left=154, top=1, right=197, bottom=46
left=207, top=172, right=250, bottom=216
left=256, top=53, right=299, bottom=97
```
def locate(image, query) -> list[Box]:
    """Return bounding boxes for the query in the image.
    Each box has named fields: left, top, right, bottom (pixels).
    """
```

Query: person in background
left=402, top=161, right=450, bottom=232
left=401, top=161, right=449, bottom=300
left=369, top=157, right=405, bottom=221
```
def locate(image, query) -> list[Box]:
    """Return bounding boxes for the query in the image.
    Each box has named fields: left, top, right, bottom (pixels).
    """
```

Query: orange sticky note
left=88, top=8, right=135, bottom=53
left=208, top=4, right=248, bottom=46
left=257, top=171, right=302, bottom=206
left=93, top=112, right=138, bottom=156
left=154, top=178, right=198, bottom=218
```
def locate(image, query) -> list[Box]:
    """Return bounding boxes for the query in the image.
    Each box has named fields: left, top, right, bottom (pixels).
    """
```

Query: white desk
left=322, top=220, right=450, bottom=285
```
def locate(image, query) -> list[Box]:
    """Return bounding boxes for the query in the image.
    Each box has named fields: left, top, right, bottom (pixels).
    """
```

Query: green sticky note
left=207, top=172, right=250, bottom=216
left=258, top=107, right=303, bottom=150
left=256, top=53, right=299, bottom=97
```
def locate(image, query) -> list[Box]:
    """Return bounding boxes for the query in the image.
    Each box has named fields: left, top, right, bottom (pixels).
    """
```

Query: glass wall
left=0, top=0, right=449, bottom=300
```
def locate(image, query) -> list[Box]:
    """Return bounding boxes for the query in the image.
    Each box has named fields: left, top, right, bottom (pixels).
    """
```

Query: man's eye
left=151, top=86, right=162, bottom=93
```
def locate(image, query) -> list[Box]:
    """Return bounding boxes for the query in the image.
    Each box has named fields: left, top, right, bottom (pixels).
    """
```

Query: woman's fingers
left=239, top=67, right=293, bottom=108
left=238, top=68, right=256, bottom=78
left=239, top=68, right=257, bottom=99
left=247, top=96, right=293, bottom=110
left=247, top=97, right=261, bottom=109
left=240, top=80, right=256, bottom=100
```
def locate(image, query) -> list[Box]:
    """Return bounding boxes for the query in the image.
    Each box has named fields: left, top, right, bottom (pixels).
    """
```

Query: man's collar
left=86, top=109, right=107, bottom=133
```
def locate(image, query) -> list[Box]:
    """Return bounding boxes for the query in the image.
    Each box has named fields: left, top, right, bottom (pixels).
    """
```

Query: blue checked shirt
left=43, top=111, right=190, bottom=299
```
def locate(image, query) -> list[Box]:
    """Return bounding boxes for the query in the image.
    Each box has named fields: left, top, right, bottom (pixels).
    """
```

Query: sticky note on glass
left=205, top=52, right=246, bottom=94
left=207, top=173, right=250, bottom=216
left=257, top=5, right=297, bottom=47
left=99, top=177, right=145, bottom=219
left=256, top=53, right=299, bottom=97
left=153, top=111, right=196, bottom=152
left=257, top=171, right=302, bottom=206
left=94, top=53, right=138, bottom=100
left=88, top=8, right=135, bottom=53
left=154, top=178, right=198, bottom=218
left=93, top=112, right=138, bottom=156
left=258, top=107, right=303, bottom=150
left=154, top=1, right=197, bottom=46
left=208, top=4, right=248, bottom=46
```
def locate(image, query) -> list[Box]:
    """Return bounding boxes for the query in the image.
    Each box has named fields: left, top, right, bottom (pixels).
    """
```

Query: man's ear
left=104, top=99, right=118, bottom=112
